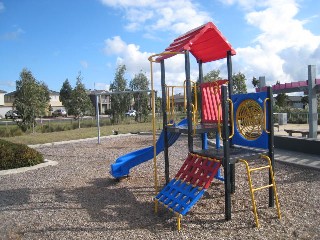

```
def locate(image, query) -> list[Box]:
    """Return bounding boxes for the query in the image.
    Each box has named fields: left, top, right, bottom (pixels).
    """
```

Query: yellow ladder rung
left=249, top=165, right=270, bottom=172
left=253, top=184, right=273, bottom=192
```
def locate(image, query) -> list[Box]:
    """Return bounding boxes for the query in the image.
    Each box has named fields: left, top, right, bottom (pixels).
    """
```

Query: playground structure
left=148, top=22, right=281, bottom=230
left=110, top=22, right=281, bottom=230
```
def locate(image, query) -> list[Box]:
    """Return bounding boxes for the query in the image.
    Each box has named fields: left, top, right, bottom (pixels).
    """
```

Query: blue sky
left=0, top=0, right=319, bottom=94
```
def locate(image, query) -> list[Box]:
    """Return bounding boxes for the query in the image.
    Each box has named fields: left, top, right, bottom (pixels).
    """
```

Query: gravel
left=0, top=134, right=319, bottom=239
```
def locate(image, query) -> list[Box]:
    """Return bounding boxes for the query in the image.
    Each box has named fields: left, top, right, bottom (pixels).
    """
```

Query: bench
left=284, top=129, right=320, bottom=138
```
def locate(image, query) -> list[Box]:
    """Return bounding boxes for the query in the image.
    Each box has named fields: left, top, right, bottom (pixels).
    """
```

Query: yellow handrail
left=228, top=99, right=234, bottom=139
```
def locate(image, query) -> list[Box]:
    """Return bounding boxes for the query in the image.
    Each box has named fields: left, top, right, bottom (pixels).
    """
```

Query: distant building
left=1, top=90, right=64, bottom=117
left=286, top=96, right=303, bottom=109
left=88, top=90, right=111, bottom=115
left=0, top=90, right=6, bottom=106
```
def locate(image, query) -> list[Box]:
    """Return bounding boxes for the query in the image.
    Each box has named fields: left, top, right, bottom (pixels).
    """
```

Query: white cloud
left=103, top=0, right=320, bottom=93
left=0, top=2, right=4, bottom=12
left=0, top=28, right=24, bottom=40
left=80, top=60, right=89, bottom=69
left=100, top=0, right=212, bottom=36
left=222, top=0, right=320, bottom=89
left=100, top=0, right=154, bottom=7
left=104, top=36, right=192, bottom=92
left=0, top=80, right=15, bottom=88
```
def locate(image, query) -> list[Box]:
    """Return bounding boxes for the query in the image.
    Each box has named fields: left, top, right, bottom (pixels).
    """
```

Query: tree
left=275, top=93, right=289, bottom=108
left=109, top=65, right=131, bottom=123
left=232, top=72, right=247, bottom=94
left=129, top=71, right=150, bottom=122
left=301, top=95, right=308, bottom=109
left=59, top=79, right=73, bottom=114
left=252, top=77, right=259, bottom=88
left=203, top=69, right=222, bottom=83
left=14, top=68, right=50, bottom=132
left=69, top=72, right=93, bottom=128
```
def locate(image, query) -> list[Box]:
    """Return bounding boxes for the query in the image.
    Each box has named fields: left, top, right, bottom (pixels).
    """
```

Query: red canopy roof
left=156, top=22, right=236, bottom=63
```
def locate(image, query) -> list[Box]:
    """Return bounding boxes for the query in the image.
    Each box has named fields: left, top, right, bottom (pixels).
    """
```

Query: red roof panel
left=156, top=22, right=236, bottom=63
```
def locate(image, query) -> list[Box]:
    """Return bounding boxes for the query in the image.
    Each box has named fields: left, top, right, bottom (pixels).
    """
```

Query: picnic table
left=284, top=129, right=320, bottom=138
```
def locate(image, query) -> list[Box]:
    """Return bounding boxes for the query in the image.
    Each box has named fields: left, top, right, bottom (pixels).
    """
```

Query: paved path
left=274, top=148, right=320, bottom=170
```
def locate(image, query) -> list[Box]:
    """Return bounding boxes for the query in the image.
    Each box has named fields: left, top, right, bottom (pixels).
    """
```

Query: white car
left=52, top=109, right=67, bottom=117
left=125, top=110, right=136, bottom=117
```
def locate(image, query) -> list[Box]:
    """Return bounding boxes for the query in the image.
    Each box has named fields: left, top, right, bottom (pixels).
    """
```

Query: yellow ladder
left=239, top=155, right=281, bottom=227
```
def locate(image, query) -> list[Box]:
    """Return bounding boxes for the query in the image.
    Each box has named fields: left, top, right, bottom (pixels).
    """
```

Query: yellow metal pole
left=239, top=159, right=260, bottom=227
left=176, top=213, right=181, bottom=231
left=149, top=59, right=158, bottom=195
left=261, top=155, right=281, bottom=220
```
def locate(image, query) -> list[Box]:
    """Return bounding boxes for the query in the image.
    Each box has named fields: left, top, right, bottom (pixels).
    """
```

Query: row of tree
left=59, top=73, right=93, bottom=128
left=13, top=69, right=93, bottom=132
left=109, top=65, right=151, bottom=123
left=14, top=65, right=301, bottom=133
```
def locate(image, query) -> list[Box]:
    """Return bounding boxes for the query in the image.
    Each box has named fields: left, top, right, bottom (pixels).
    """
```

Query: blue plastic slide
left=110, top=119, right=188, bottom=179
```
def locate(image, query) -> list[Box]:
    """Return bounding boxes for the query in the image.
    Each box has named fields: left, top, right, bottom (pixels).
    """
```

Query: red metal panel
left=156, top=22, right=236, bottom=63
left=298, top=80, right=307, bottom=87
left=175, top=154, right=221, bottom=189
left=200, top=80, right=227, bottom=123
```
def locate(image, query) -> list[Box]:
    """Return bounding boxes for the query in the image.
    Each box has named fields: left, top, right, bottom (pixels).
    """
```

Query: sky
left=0, top=0, right=319, bottom=95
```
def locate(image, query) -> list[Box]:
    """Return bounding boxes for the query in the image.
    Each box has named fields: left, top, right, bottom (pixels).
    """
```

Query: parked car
left=125, top=110, right=136, bottom=117
left=5, top=110, right=21, bottom=119
left=52, top=109, right=67, bottom=117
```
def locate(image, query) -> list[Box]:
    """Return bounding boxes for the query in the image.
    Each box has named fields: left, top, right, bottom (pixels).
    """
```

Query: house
left=48, top=90, right=64, bottom=111
left=0, top=90, right=8, bottom=118
left=89, top=90, right=112, bottom=114
left=88, top=90, right=155, bottom=115
left=1, top=90, right=64, bottom=117
left=286, top=96, right=304, bottom=109
left=173, top=93, right=185, bottom=111
left=0, top=90, right=6, bottom=106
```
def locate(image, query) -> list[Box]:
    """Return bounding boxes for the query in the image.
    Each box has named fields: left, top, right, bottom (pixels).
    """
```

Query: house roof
left=49, top=90, right=60, bottom=95
left=5, top=90, right=60, bottom=96
left=156, top=22, right=236, bottom=63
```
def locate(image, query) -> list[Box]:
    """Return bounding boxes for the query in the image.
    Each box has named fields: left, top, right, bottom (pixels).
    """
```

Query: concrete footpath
left=274, top=148, right=320, bottom=170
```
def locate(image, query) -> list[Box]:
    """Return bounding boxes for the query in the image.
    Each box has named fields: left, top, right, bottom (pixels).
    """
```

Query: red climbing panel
left=201, top=80, right=227, bottom=123
left=175, top=153, right=221, bottom=189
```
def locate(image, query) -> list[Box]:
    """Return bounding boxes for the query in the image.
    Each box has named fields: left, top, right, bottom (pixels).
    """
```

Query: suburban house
left=0, top=90, right=64, bottom=117
left=88, top=90, right=112, bottom=115
left=172, top=93, right=185, bottom=111
left=0, top=90, right=7, bottom=118
left=286, top=96, right=304, bottom=109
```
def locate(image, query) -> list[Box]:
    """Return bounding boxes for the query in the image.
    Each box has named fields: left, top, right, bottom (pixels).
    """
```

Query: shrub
left=0, top=126, right=24, bottom=137
left=0, top=139, right=44, bottom=170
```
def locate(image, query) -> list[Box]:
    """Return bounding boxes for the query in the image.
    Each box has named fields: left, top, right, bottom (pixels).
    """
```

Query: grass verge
left=1, top=122, right=155, bottom=145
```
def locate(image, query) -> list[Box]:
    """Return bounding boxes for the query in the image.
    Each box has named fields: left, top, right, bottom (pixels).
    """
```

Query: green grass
left=1, top=122, right=157, bottom=145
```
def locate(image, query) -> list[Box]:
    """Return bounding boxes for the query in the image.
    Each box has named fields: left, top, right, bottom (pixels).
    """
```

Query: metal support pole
left=96, top=95, right=101, bottom=144
left=161, top=60, right=170, bottom=184
left=267, top=86, right=275, bottom=207
left=185, top=51, right=193, bottom=152
left=222, top=85, right=231, bottom=220
left=308, top=65, right=318, bottom=138
left=227, top=50, right=236, bottom=194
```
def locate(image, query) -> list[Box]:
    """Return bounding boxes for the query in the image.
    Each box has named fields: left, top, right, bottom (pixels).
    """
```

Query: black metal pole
left=222, top=85, right=231, bottom=220
left=267, top=86, right=275, bottom=207
left=227, top=50, right=236, bottom=194
left=185, top=51, right=193, bottom=152
left=161, top=60, right=170, bottom=184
